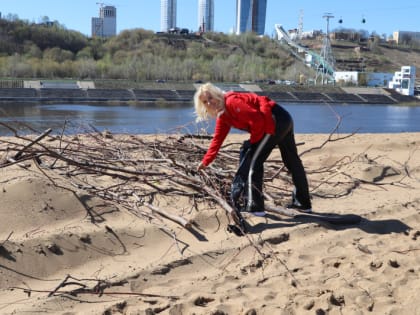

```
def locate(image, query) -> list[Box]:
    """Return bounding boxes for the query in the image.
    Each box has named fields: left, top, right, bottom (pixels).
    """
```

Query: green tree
left=43, top=47, right=74, bottom=63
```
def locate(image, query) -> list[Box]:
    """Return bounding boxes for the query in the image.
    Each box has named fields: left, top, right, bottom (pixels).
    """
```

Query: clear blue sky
left=1, top=0, right=419, bottom=37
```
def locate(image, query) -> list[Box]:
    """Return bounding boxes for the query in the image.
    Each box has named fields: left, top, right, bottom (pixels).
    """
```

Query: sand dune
left=0, top=132, right=419, bottom=315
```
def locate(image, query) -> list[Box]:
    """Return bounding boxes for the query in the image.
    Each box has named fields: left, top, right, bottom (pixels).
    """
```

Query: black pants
left=231, top=104, right=311, bottom=211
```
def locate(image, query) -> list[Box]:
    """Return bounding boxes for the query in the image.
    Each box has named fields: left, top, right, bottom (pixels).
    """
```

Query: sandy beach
left=0, top=131, right=419, bottom=315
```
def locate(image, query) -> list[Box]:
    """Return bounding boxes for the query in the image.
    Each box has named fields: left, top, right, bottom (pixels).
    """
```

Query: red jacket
left=201, top=92, right=276, bottom=166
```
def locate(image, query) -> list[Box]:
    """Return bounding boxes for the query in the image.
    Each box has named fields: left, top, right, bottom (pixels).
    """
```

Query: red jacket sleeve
left=201, top=117, right=231, bottom=166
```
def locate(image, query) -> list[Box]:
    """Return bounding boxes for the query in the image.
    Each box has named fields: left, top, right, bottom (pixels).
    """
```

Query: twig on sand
left=0, top=231, right=13, bottom=247
left=11, top=274, right=179, bottom=300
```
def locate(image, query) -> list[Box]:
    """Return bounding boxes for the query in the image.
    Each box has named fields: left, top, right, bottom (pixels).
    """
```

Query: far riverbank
left=0, top=81, right=419, bottom=106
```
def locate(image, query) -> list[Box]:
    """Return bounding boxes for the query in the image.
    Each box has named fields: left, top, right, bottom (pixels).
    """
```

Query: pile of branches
left=0, top=123, right=289, bottom=230
left=0, top=121, right=372, bottom=233
left=2, top=121, right=413, bottom=302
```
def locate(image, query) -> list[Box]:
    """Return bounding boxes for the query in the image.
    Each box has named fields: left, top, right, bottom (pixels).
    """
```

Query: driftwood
left=142, top=199, right=192, bottom=228
left=0, top=116, right=407, bottom=237
left=14, top=128, right=52, bottom=159
left=11, top=274, right=179, bottom=300
left=2, top=118, right=413, bottom=305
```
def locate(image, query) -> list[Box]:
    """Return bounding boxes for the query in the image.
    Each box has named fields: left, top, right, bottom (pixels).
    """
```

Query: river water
left=0, top=102, right=419, bottom=136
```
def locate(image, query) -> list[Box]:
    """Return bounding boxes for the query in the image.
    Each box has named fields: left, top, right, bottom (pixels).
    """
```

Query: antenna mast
left=297, top=9, right=304, bottom=41
left=315, top=13, right=336, bottom=84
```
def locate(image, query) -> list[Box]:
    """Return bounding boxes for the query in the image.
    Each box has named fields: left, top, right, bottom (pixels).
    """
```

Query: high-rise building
left=161, top=0, right=177, bottom=32
left=236, top=0, right=267, bottom=35
left=198, top=0, right=214, bottom=32
left=91, top=5, right=117, bottom=38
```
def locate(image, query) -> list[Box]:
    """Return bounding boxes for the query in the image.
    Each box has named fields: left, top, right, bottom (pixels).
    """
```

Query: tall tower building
left=198, top=0, right=214, bottom=32
left=161, top=0, right=177, bottom=32
left=91, top=5, right=117, bottom=38
left=236, top=0, right=267, bottom=35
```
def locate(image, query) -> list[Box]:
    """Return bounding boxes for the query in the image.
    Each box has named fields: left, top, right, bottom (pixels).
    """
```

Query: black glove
left=240, top=140, right=255, bottom=161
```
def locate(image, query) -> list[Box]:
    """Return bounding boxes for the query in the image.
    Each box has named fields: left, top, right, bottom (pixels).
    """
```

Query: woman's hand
left=197, top=162, right=207, bottom=171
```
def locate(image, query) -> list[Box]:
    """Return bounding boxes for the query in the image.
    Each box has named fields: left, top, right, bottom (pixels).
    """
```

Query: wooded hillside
left=1, top=17, right=419, bottom=84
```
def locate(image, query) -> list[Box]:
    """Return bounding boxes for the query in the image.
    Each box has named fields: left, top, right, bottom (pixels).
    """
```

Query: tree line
left=0, top=17, right=306, bottom=83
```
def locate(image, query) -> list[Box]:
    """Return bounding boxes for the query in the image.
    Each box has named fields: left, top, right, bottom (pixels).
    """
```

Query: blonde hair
left=194, top=82, right=225, bottom=122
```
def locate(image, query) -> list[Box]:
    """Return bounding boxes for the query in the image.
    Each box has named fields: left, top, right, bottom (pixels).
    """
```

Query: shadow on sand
left=246, top=211, right=411, bottom=235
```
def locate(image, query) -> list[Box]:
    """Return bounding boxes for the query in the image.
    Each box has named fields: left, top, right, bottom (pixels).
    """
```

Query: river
left=0, top=102, right=419, bottom=136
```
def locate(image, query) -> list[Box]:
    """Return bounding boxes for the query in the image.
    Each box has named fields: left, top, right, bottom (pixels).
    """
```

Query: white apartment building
left=198, top=0, right=214, bottom=32
left=388, top=66, right=416, bottom=96
left=91, top=5, right=117, bottom=38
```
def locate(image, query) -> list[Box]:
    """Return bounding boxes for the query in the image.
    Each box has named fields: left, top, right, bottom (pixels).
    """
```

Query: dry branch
left=14, top=128, right=52, bottom=160
left=0, top=120, right=405, bottom=236
left=141, top=200, right=192, bottom=228
left=12, top=274, right=179, bottom=300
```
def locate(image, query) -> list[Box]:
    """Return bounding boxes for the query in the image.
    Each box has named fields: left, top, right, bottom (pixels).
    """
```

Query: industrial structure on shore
left=274, top=14, right=417, bottom=95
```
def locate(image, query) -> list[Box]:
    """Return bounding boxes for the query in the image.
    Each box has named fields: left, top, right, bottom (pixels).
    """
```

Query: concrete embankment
left=0, top=84, right=418, bottom=105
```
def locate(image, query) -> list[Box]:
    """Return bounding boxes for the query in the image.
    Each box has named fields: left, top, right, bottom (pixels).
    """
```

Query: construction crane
left=96, top=2, right=114, bottom=10
left=94, top=2, right=110, bottom=38
left=93, top=2, right=116, bottom=38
